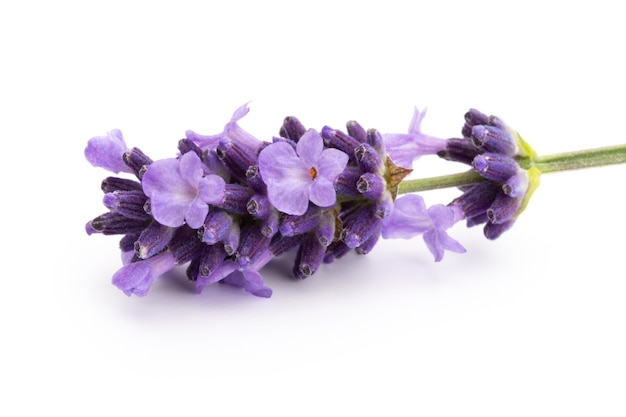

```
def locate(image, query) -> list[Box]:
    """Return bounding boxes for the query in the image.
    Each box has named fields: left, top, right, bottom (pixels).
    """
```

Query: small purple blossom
left=84, top=129, right=133, bottom=174
left=382, top=194, right=466, bottom=262
left=258, top=129, right=349, bottom=215
left=186, top=103, right=262, bottom=151
left=112, top=251, right=176, bottom=296
left=222, top=269, right=273, bottom=298
left=383, top=107, right=447, bottom=169
left=141, top=151, right=226, bottom=228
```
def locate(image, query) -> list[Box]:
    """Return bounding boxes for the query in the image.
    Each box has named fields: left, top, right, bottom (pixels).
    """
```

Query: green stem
left=398, top=171, right=484, bottom=194
left=530, top=144, right=626, bottom=173
left=398, top=144, right=626, bottom=195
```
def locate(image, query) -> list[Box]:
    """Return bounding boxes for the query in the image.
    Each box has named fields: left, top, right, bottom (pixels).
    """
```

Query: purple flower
left=186, top=103, right=262, bottom=151
left=142, top=151, right=226, bottom=228
left=222, top=269, right=273, bottom=298
left=112, top=251, right=176, bottom=296
left=382, top=194, right=466, bottom=262
left=258, top=129, right=349, bottom=215
left=382, top=107, right=447, bottom=168
left=84, top=129, right=133, bottom=174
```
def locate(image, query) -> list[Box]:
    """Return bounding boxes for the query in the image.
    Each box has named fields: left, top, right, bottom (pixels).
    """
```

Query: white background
left=1, top=1, right=625, bottom=415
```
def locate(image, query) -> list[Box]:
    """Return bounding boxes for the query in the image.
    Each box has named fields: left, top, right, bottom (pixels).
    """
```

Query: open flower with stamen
left=258, top=129, right=349, bottom=215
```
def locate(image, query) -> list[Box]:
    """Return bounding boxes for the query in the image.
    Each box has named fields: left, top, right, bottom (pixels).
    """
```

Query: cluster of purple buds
left=439, top=109, right=540, bottom=239
left=85, top=104, right=537, bottom=298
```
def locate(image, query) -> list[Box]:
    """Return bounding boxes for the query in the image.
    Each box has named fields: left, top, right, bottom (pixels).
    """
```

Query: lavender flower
left=258, top=129, right=349, bottom=215
left=86, top=103, right=598, bottom=300
left=382, top=194, right=465, bottom=261
left=185, top=103, right=262, bottom=152
left=84, top=129, right=133, bottom=174
left=383, top=107, right=447, bottom=168
left=141, top=151, right=226, bottom=229
left=112, top=251, right=176, bottom=296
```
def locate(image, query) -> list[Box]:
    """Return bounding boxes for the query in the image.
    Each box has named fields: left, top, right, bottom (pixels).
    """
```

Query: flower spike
left=85, top=103, right=626, bottom=298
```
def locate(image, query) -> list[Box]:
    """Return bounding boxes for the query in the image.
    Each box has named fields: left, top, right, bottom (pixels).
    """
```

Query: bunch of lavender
left=85, top=104, right=626, bottom=298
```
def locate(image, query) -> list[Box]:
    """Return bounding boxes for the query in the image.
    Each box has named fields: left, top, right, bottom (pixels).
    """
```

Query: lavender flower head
left=258, top=129, right=349, bottom=215
left=85, top=103, right=542, bottom=299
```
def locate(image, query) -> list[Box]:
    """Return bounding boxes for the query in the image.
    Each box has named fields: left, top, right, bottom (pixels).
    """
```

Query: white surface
left=1, top=1, right=625, bottom=415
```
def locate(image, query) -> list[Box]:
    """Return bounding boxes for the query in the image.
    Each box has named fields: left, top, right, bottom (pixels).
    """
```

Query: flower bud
left=346, top=120, right=367, bottom=143
left=471, top=125, right=517, bottom=155
left=357, top=173, right=385, bottom=200
left=473, top=153, right=520, bottom=182
left=280, top=116, right=306, bottom=141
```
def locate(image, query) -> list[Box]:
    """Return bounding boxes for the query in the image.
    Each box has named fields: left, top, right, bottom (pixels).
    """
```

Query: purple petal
left=230, top=102, right=251, bottom=122
left=382, top=134, right=416, bottom=168
left=296, top=129, right=324, bottom=166
left=222, top=103, right=262, bottom=150
left=423, top=229, right=466, bottom=262
left=222, top=269, right=272, bottom=298
left=427, top=204, right=457, bottom=230
left=381, top=194, right=431, bottom=239
left=198, top=174, right=226, bottom=205
left=84, top=129, right=133, bottom=174
left=422, top=230, right=445, bottom=262
left=185, top=199, right=209, bottom=229
left=384, top=133, right=447, bottom=168
left=309, top=177, right=336, bottom=208
left=222, top=269, right=246, bottom=288
left=317, top=148, right=349, bottom=180
left=179, top=151, right=204, bottom=185
left=442, top=235, right=466, bottom=254
left=148, top=194, right=190, bottom=227
left=424, top=205, right=466, bottom=261
left=272, top=183, right=310, bottom=216
left=142, top=158, right=195, bottom=227
left=408, top=106, right=426, bottom=135
left=259, top=141, right=311, bottom=215
left=242, top=269, right=272, bottom=298
left=259, top=142, right=303, bottom=180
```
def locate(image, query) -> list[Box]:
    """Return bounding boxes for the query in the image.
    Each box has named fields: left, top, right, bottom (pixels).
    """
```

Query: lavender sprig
left=84, top=104, right=626, bottom=298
